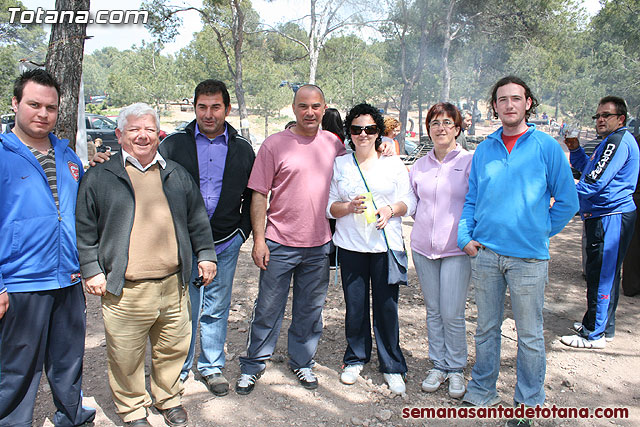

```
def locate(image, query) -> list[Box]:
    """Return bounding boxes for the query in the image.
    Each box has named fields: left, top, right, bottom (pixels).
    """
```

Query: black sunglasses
left=350, top=125, right=378, bottom=135
left=592, top=113, right=621, bottom=120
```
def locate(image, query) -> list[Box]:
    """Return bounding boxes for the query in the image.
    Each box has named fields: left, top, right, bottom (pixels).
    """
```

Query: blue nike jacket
left=0, top=132, right=84, bottom=293
left=458, top=124, right=579, bottom=259
left=569, top=127, right=639, bottom=219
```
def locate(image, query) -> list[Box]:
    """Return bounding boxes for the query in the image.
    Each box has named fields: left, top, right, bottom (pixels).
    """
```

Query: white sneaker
left=383, top=373, right=406, bottom=394
left=447, top=372, right=466, bottom=398
left=573, top=322, right=614, bottom=342
left=340, top=364, right=363, bottom=385
left=421, top=369, right=447, bottom=392
left=560, top=334, right=606, bottom=349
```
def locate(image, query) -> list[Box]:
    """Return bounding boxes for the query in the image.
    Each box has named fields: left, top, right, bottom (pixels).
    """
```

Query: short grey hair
left=117, top=103, right=160, bottom=132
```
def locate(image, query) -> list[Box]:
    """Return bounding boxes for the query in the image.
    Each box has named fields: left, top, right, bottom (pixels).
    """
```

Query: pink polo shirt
left=248, top=128, right=346, bottom=247
left=409, top=145, right=473, bottom=259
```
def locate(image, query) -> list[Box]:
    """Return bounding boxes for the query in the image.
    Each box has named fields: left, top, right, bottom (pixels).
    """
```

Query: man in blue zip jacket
left=561, top=96, right=638, bottom=349
left=457, top=76, right=578, bottom=416
left=0, top=69, right=96, bottom=426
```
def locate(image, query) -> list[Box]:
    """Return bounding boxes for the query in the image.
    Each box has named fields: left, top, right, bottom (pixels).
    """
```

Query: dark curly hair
left=344, top=103, right=385, bottom=151
left=489, top=75, right=539, bottom=122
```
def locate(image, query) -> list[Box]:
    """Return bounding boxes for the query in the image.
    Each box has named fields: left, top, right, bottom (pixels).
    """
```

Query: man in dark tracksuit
left=0, top=70, right=95, bottom=426
left=562, top=96, right=639, bottom=349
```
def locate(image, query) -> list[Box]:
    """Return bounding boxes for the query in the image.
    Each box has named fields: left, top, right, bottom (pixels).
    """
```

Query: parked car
left=174, top=121, right=190, bottom=132
left=1, top=113, right=15, bottom=133
left=85, top=113, right=119, bottom=152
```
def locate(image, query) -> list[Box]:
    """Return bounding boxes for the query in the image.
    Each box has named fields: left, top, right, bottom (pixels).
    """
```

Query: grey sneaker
left=235, top=370, right=264, bottom=395
left=447, top=372, right=466, bottom=398
left=292, top=367, right=318, bottom=389
left=340, top=364, right=363, bottom=385
left=421, top=369, right=447, bottom=392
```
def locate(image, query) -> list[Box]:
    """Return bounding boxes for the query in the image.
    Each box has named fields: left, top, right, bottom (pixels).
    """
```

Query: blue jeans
left=412, top=252, right=470, bottom=373
left=181, top=234, right=243, bottom=379
left=464, top=247, right=548, bottom=407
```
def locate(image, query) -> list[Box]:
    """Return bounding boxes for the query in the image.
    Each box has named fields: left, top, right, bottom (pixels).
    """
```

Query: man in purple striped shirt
left=159, top=80, right=255, bottom=396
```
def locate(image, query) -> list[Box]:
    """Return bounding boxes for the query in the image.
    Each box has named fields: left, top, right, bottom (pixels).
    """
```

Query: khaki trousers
left=101, top=273, right=190, bottom=422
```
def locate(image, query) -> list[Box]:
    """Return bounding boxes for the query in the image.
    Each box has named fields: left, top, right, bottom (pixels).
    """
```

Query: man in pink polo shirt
left=236, top=85, right=346, bottom=395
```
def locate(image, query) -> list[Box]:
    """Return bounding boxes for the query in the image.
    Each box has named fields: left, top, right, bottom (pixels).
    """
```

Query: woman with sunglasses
left=327, top=103, right=416, bottom=394
left=409, top=102, right=473, bottom=398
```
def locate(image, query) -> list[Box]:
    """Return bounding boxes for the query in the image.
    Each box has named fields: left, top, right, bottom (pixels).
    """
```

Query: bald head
left=290, top=84, right=326, bottom=137
left=293, top=84, right=325, bottom=105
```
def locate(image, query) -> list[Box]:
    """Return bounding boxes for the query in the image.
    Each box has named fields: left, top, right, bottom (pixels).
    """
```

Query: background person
left=322, top=107, right=345, bottom=143
left=382, top=116, right=401, bottom=154
left=327, top=103, right=416, bottom=394
left=322, top=107, right=345, bottom=270
left=456, top=110, right=473, bottom=151
left=409, top=102, right=473, bottom=399
left=561, top=96, right=638, bottom=349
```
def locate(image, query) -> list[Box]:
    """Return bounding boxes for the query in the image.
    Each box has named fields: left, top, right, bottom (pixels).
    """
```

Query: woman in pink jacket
left=409, top=103, right=473, bottom=399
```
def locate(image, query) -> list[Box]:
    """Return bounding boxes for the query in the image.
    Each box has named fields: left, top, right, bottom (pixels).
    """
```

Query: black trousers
left=338, top=248, right=406, bottom=373
left=0, top=284, right=95, bottom=427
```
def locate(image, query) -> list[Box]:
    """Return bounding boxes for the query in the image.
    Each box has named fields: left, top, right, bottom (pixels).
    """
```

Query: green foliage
left=105, top=42, right=181, bottom=108
left=590, top=0, right=640, bottom=116
left=0, top=0, right=47, bottom=113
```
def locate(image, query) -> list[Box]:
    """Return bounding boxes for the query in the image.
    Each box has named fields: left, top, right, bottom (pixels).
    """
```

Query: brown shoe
left=203, top=373, right=229, bottom=396
left=157, top=405, right=188, bottom=427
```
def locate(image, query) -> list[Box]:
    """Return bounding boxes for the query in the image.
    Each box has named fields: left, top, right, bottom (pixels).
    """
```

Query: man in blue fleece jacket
left=561, top=96, right=638, bottom=349
left=457, top=76, right=578, bottom=411
left=0, top=69, right=95, bottom=426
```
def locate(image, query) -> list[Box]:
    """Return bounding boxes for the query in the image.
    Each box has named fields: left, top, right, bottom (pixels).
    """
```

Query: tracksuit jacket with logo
left=0, top=132, right=84, bottom=294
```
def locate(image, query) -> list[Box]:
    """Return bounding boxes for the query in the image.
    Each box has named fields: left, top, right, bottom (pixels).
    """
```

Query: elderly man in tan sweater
left=76, top=103, right=217, bottom=427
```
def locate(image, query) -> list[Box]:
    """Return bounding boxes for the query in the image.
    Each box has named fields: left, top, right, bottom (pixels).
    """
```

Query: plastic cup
left=362, top=192, right=377, bottom=224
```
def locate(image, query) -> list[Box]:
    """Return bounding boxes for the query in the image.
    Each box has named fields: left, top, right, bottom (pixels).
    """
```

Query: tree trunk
left=469, top=98, right=478, bottom=135
left=264, top=113, right=268, bottom=138
left=418, top=88, right=423, bottom=143
left=308, top=0, right=318, bottom=84
left=397, top=83, right=413, bottom=155
left=440, top=0, right=456, bottom=102
left=230, top=0, right=250, bottom=141
left=45, top=0, right=89, bottom=150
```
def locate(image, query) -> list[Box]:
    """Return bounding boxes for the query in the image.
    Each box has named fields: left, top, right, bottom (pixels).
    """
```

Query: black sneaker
left=235, top=370, right=264, bottom=395
left=292, top=367, right=318, bottom=389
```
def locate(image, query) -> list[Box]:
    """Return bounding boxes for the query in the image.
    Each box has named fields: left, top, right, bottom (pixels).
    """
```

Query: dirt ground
left=30, top=214, right=639, bottom=427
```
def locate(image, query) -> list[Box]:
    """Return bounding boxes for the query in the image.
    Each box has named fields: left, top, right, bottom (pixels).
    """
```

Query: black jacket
left=76, top=152, right=216, bottom=296
left=159, top=121, right=255, bottom=245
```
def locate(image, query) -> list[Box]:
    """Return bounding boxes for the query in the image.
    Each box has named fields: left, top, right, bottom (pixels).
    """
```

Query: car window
left=90, top=117, right=117, bottom=130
